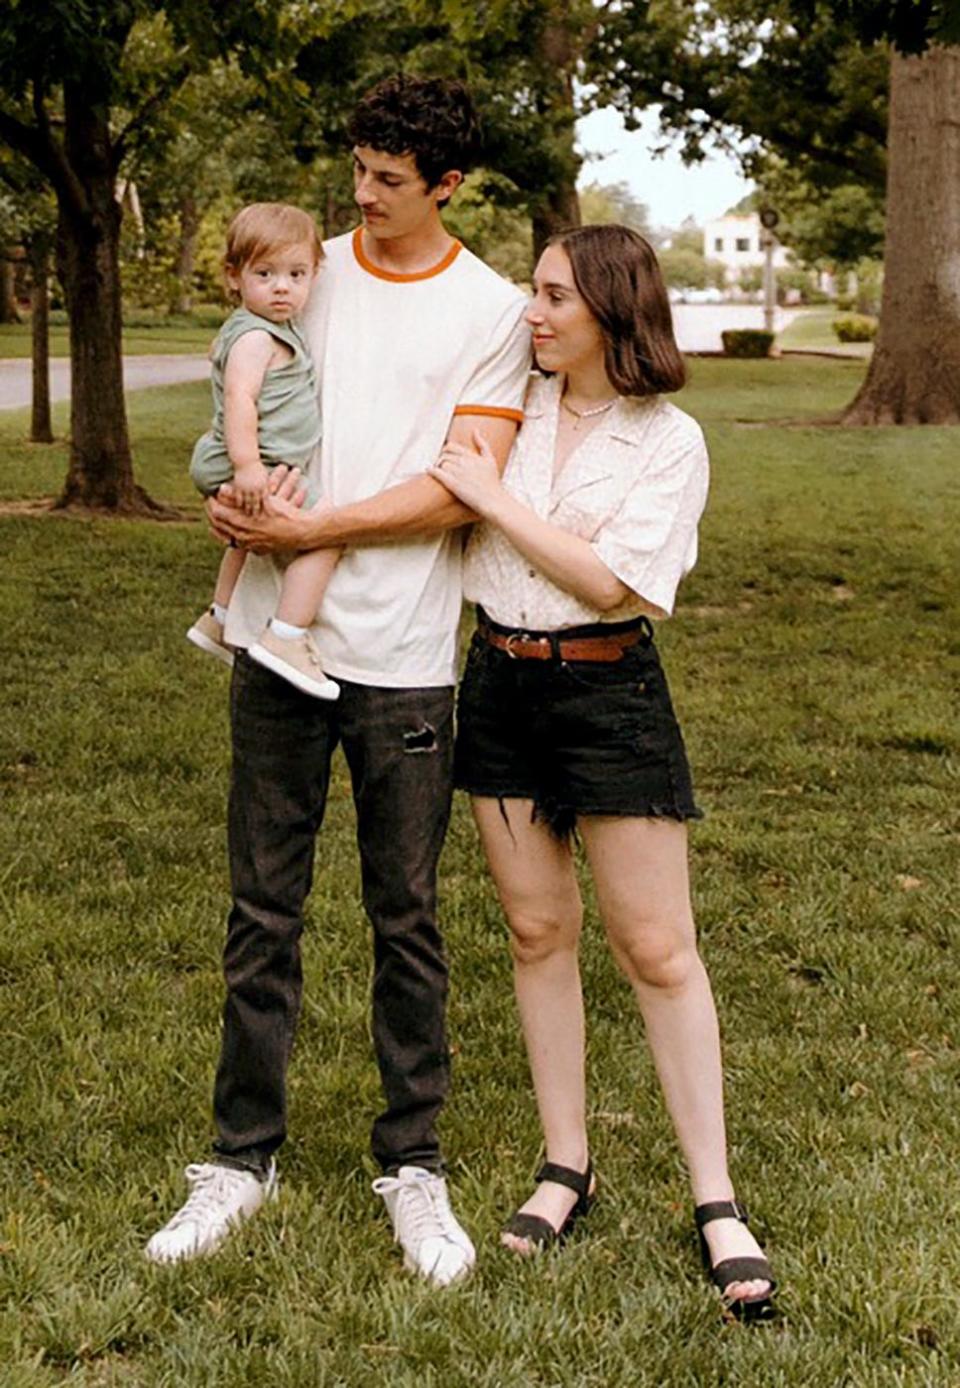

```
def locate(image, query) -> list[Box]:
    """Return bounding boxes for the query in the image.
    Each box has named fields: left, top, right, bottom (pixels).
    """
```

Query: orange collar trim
left=352, top=226, right=463, bottom=282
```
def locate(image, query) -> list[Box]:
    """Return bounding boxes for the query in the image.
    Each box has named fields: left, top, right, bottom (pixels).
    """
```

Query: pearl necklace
left=560, top=395, right=618, bottom=430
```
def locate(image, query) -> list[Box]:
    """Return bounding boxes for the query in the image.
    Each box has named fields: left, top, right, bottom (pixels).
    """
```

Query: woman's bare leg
left=471, top=797, right=591, bottom=1247
left=578, top=814, right=770, bottom=1301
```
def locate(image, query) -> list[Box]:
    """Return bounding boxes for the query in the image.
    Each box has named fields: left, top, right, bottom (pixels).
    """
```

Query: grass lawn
left=1, top=360, right=958, bottom=1385
left=778, top=307, right=874, bottom=359
left=0, top=310, right=224, bottom=360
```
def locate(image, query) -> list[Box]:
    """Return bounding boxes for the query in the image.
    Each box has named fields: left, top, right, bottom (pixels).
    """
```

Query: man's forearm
left=207, top=473, right=476, bottom=556
left=304, top=474, right=477, bottom=548
left=209, top=416, right=518, bottom=555
left=311, top=413, right=519, bottom=546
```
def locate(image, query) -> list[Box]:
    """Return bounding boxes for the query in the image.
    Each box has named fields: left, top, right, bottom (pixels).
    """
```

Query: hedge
left=832, top=313, right=878, bottom=343
left=721, top=329, right=774, bottom=358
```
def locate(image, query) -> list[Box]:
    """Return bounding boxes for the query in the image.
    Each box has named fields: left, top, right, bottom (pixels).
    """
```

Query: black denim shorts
left=454, top=612, right=702, bottom=837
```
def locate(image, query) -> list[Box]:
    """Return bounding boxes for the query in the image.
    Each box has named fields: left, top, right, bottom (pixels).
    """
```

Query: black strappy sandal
left=502, top=1160, right=595, bottom=1252
left=695, top=1199, right=777, bottom=1323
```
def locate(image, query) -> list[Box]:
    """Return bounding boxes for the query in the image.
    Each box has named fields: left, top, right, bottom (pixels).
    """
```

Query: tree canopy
left=0, top=0, right=955, bottom=509
left=0, top=0, right=345, bottom=508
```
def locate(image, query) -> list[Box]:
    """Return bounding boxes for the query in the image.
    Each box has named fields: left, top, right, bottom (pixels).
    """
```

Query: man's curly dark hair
left=348, top=75, right=481, bottom=197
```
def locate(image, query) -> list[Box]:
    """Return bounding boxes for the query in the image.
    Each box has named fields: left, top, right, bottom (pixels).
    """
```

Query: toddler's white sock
left=270, top=618, right=307, bottom=641
left=212, top=603, right=228, bottom=626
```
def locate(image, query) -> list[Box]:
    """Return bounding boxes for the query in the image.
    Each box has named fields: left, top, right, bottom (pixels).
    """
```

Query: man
left=145, top=75, right=530, bottom=1286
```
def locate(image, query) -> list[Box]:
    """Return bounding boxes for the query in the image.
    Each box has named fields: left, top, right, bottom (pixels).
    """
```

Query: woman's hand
left=429, top=430, right=504, bottom=520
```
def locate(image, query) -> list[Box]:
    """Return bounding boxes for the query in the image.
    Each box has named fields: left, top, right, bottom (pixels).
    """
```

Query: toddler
left=187, top=202, right=339, bottom=699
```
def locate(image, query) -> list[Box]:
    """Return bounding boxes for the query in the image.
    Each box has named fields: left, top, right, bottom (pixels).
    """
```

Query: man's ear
left=435, top=169, right=464, bottom=204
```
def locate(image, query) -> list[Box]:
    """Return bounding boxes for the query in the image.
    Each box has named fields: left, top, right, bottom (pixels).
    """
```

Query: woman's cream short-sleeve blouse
left=463, top=374, right=710, bottom=629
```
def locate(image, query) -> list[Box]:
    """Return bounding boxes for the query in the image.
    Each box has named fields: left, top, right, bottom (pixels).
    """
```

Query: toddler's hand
left=233, top=464, right=270, bottom=516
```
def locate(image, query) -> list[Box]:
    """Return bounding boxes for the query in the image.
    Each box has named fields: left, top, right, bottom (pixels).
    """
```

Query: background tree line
left=0, top=0, right=956, bottom=512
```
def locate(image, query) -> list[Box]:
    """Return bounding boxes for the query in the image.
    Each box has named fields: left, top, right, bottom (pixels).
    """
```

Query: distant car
left=682, top=287, right=724, bottom=304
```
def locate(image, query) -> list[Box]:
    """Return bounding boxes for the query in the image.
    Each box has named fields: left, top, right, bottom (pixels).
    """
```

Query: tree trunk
left=531, top=182, right=582, bottom=261
left=1, top=252, right=22, bottom=322
left=841, top=45, right=960, bottom=425
left=530, top=8, right=582, bottom=260
left=54, top=87, right=160, bottom=512
left=323, top=179, right=357, bottom=239
left=28, top=234, right=53, bottom=444
left=169, top=193, right=199, bottom=315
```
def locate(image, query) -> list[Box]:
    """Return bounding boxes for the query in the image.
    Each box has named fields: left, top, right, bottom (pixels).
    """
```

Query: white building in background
left=704, top=213, right=790, bottom=287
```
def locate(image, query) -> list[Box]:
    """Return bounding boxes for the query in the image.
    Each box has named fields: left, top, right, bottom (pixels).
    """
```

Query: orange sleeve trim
left=453, top=405, right=524, bottom=423
left=352, top=226, right=463, bottom=282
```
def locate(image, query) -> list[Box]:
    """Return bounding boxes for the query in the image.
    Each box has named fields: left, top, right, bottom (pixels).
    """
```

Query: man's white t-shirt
left=226, top=227, right=530, bottom=687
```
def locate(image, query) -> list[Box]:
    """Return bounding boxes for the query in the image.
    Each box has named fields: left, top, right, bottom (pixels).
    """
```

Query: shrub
left=721, top=329, right=774, bottom=358
left=832, top=314, right=878, bottom=343
left=777, top=267, right=822, bottom=304
left=659, top=246, right=709, bottom=291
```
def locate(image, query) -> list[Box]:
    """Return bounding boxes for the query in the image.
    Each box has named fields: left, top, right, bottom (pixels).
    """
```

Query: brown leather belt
left=477, top=618, right=649, bottom=663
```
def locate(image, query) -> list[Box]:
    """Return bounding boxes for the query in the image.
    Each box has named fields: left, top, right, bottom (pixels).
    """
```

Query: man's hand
left=265, top=464, right=309, bottom=502
left=207, top=466, right=322, bottom=555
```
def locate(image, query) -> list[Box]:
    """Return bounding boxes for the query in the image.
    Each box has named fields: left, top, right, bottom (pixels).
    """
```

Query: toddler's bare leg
left=213, top=545, right=247, bottom=609
left=275, top=548, right=341, bottom=628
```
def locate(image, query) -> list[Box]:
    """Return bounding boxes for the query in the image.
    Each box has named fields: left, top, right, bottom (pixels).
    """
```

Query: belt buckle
left=505, top=630, right=545, bottom=659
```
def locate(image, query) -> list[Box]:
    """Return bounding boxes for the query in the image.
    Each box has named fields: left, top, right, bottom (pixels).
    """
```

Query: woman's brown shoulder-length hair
left=550, top=224, right=686, bottom=397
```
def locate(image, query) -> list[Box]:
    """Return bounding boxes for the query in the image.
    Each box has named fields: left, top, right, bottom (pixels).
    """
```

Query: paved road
left=0, top=307, right=797, bottom=411
left=0, top=354, right=210, bottom=411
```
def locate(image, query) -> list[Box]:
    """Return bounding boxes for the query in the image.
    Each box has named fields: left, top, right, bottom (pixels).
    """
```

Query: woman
left=430, top=224, right=776, bottom=1321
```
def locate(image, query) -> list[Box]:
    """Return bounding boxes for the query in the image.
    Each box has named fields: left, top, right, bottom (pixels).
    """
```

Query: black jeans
left=212, top=652, right=454, bottom=1175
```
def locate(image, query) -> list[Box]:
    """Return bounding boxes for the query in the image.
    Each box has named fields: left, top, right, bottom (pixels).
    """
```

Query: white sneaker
left=144, top=1160, right=276, bottom=1265
left=372, top=1165, right=476, bottom=1287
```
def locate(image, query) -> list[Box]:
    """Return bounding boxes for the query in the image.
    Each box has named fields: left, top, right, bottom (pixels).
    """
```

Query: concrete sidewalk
left=0, top=354, right=210, bottom=411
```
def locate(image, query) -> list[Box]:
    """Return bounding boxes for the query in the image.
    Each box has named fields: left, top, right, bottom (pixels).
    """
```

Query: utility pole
left=759, top=207, right=779, bottom=337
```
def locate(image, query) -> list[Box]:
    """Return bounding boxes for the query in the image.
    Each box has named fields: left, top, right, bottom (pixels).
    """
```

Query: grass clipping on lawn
left=0, top=357, right=957, bottom=1386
